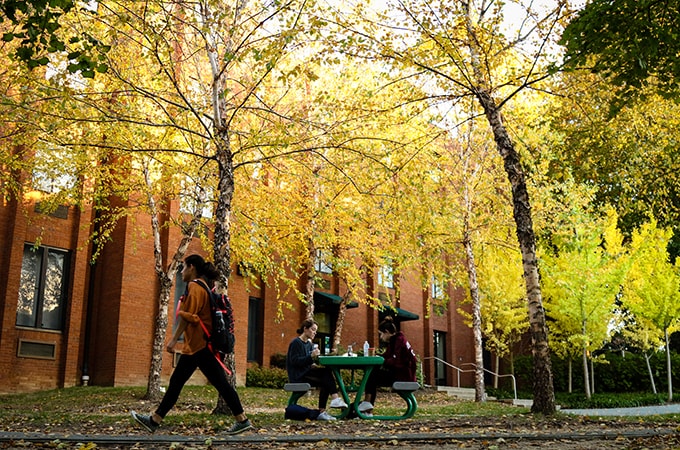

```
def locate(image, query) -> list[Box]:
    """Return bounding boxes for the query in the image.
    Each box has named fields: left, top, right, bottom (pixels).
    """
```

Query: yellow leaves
left=540, top=207, right=628, bottom=355
left=623, top=217, right=680, bottom=331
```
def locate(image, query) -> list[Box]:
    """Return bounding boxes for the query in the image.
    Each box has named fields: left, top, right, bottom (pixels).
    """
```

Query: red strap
left=198, top=316, right=232, bottom=376
left=180, top=280, right=232, bottom=376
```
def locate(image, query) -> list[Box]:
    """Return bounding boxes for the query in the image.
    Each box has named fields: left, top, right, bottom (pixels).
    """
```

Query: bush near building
left=512, top=352, right=680, bottom=395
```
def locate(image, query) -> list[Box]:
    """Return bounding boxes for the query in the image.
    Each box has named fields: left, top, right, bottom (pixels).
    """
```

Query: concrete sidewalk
left=561, top=403, right=680, bottom=416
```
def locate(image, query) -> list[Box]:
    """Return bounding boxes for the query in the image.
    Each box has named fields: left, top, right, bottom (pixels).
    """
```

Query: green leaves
left=0, top=0, right=109, bottom=75
left=560, top=0, right=680, bottom=107
left=541, top=207, right=627, bottom=357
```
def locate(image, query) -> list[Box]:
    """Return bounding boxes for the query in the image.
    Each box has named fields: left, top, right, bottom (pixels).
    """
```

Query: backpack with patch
left=193, top=280, right=235, bottom=355
left=284, top=404, right=320, bottom=421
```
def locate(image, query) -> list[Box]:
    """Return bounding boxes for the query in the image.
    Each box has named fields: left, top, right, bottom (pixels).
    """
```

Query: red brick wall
left=0, top=195, right=96, bottom=393
left=0, top=194, right=477, bottom=393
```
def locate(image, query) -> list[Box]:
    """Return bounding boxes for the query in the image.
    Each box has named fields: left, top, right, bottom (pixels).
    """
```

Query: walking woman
left=130, top=254, right=252, bottom=435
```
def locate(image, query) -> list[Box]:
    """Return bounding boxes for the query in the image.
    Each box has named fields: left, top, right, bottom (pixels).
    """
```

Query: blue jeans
left=156, top=347, right=244, bottom=418
left=365, top=367, right=396, bottom=404
left=299, top=366, right=338, bottom=409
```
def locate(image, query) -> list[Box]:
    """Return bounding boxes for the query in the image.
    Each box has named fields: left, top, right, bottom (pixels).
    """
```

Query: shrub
left=246, top=364, right=287, bottom=388
left=270, top=353, right=287, bottom=369
left=556, top=391, right=667, bottom=409
left=513, top=351, right=680, bottom=395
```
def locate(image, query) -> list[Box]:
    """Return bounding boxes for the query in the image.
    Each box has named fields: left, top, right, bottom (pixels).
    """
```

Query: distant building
left=0, top=188, right=475, bottom=393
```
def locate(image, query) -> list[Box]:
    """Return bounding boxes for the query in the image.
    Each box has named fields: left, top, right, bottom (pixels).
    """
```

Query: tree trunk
left=582, top=344, right=591, bottom=400
left=590, top=358, right=595, bottom=395
left=475, top=89, right=555, bottom=414
left=665, top=328, right=673, bottom=402
left=568, top=358, right=572, bottom=394
left=644, top=352, right=657, bottom=394
left=211, top=134, right=238, bottom=417
left=305, top=238, right=316, bottom=320
left=462, top=0, right=554, bottom=413
left=205, top=0, right=239, bottom=414
left=214, top=352, right=237, bottom=415
left=144, top=166, right=201, bottom=400
left=463, top=230, right=485, bottom=402
left=146, top=279, right=170, bottom=401
left=494, top=354, right=500, bottom=389
left=333, top=298, right=349, bottom=354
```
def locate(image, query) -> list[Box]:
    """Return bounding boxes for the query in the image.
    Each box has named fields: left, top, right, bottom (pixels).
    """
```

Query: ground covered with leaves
left=1, top=386, right=679, bottom=449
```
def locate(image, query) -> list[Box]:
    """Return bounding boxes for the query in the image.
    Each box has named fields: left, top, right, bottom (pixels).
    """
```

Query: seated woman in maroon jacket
left=358, top=316, right=417, bottom=416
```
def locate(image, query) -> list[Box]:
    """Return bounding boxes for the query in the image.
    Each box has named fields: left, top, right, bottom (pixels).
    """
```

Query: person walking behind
left=358, top=316, right=417, bottom=417
left=286, top=319, right=347, bottom=420
left=130, top=254, right=253, bottom=435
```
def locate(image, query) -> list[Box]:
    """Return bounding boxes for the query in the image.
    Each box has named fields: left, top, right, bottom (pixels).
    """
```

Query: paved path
left=0, top=427, right=677, bottom=447
left=2, top=405, right=679, bottom=447
left=561, top=403, right=680, bottom=416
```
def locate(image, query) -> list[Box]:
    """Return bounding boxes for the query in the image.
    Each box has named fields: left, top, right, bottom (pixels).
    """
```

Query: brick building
left=0, top=190, right=476, bottom=394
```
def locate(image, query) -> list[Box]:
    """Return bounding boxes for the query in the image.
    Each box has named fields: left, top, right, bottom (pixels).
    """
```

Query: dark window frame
left=247, top=296, right=263, bottom=364
left=16, top=243, right=70, bottom=331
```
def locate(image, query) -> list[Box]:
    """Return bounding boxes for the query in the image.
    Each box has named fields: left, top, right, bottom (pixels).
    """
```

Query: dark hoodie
left=383, top=331, right=417, bottom=381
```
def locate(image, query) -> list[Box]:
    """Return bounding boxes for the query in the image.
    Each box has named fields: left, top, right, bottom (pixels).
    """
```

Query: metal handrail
left=424, top=357, right=517, bottom=400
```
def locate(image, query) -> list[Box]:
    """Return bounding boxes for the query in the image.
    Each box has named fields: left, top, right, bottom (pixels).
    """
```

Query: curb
left=1, top=428, right=678, bottom=446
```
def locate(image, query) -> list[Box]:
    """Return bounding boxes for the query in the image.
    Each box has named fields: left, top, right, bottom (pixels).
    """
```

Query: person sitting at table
left=358, top=316, right=417, bottom=416
left=286, top=319, right=348, bottom=421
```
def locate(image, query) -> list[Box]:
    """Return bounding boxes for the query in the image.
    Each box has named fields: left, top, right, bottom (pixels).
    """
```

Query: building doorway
left=433, top=330, right=447, bottom=386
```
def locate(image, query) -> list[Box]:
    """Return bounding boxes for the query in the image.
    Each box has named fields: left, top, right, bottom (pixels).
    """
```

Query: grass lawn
left=1, top=384, right=678, bottom=438
left=0, top=385, right=524, bottom=431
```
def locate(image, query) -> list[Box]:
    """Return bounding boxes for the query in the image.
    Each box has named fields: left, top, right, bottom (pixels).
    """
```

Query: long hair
left=184, top=254, right=219, bottom=286
left=378, top=316, right=397, bottom=334
left=297, top=319, right=318, bottom=334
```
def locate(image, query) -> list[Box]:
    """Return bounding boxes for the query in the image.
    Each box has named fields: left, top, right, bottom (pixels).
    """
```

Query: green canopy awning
left=379, top=306, right=419, bottom=322
left=314, top=291, right=358, bottom=309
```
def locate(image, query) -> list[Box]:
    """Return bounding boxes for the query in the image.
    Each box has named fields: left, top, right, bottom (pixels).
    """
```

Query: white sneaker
left=317, top=411, right=337, bottom=421
left=358, top=401, right=374, bottom=412
left=329, top=397, right=348, bottom=409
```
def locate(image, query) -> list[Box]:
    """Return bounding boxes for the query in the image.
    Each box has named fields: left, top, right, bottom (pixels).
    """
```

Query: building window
left=32, top=147, right=77, bottom=194
left=314, top=249, right=333, bottom=274
left=378, top=264, right=394, bottom=289
left=247, top=297, right=263, bottom=364
left=178, top=180, right=212, bottom=218
left=173, top=271, right=188, bottom=340
left=17, top=244, right=70, bottom=331
left=432, top=276, right=444, bottom=299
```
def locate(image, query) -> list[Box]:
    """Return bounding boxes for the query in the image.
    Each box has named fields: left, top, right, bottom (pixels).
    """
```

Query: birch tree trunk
left=494, top=354, right=499, bottom=389
left=144, top=165, right=204, bottom=400
left=464, top=2, right=555, bottom=414
left=644, top=352, right=657, bottom=394
left=305, top=238, right=316, bottom=320
left=463, top=229, right=485, bottom=402
left=205, top=0, right=242, bottom=415
left=590, top=358, right=595, bottom=395
left=582, top=320, right=591, bottom=400
left=333, top=299, right=349, bottom=354
left=568, top=358, right=572, bottom=394
left=474, top=88, right=555, bottom=414
left=665, top=328, right=673, bottom=402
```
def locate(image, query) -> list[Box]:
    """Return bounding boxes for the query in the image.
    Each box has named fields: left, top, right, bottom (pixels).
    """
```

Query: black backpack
left=192, top=280, right=235, bottom=355
left=284, top=404, right=320, bottom=421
